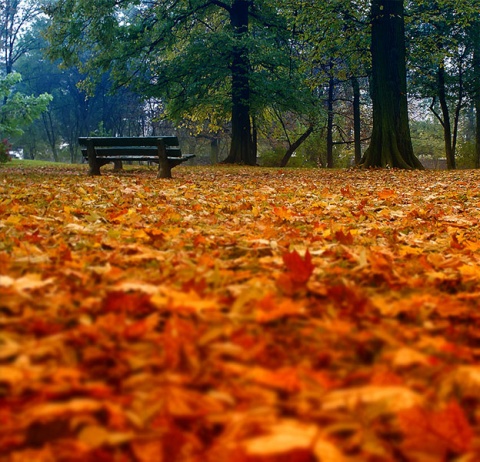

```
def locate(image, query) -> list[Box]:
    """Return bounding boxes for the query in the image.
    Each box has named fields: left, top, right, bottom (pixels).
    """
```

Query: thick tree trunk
left=222, top=0, right=255, bottom=165
left=473, top=22, right=480, bottom=169
left=352, top=76, right=362, bottom=165
left=360, top=0, right=423, bottom=169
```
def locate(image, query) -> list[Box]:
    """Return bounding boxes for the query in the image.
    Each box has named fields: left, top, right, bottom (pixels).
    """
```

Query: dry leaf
left=322, top=386, right=422, bottom=412
left=2, top=167, right=480, bottom=460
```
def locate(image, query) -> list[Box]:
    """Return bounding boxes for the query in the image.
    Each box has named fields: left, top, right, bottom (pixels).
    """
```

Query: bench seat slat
left=81, top=147, right=182, bottom=158
left=81, top=155, right=194, bottom=162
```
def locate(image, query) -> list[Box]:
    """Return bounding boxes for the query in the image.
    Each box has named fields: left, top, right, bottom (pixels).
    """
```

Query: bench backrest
left=78, top=136, right=182, bottom=158
left=78, top=136, right=179, bottom=147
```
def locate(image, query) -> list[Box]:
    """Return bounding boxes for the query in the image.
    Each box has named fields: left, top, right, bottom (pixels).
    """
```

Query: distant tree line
left=0, top=0, right=479, bottom=169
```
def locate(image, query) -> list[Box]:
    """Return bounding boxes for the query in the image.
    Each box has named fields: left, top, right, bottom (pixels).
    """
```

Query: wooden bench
left=78, top=136, right=195, bottom=178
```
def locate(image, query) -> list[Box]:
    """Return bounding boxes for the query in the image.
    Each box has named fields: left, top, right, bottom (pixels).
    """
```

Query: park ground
left=1, top=163, right=480, bottom=461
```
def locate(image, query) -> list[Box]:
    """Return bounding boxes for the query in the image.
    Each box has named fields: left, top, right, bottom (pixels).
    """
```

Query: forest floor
left=1, top=164, right=480, bottom=461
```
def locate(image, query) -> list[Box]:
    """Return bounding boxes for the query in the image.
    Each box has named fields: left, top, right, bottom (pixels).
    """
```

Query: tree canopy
left=0, top=0, right=477, bottom=168
left=0, top=72, right=52, bottom=137
left=45, top=0, right=311, bottom=165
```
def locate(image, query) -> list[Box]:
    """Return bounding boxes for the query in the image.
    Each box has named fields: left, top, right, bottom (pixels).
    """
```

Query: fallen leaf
left=322, top=386, right=422, bottom=412
left=398, top=401, right=473, bottom=455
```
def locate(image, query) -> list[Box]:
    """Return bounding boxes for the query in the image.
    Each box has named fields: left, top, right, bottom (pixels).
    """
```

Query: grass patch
left=1, top=159, right=78, bottom=168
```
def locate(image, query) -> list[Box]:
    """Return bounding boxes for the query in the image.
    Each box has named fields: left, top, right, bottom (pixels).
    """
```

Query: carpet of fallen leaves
left=1, top=164, right=480, bottom=462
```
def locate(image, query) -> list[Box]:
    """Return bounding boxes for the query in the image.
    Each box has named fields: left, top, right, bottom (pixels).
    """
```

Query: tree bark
left=352, top=76, right=362, bottom=165
left=436, top=65, right=456, bottom=169
left=156, top=140, right=171, bottom=179
left=360, top=0, right=423, bottom=169
left=473, top=22, right=480, bottom=169
left=280, top=124, right=314, bottom=167
left=326, top=70, right=335, bottom=168
left=430, top=57, right=466, bottom=171
left=42, top=111, right=59, bottom=162
left=210, top=137, right=219, bottom=164
left=222, top=0, right=256, bottom=165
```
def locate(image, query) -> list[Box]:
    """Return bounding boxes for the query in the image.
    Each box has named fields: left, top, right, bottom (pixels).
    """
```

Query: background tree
left=360, top=0, right=423, bottom=168
left=4, top=0, right=478, bottom=168
left=0, top=72, right=52, bottom=137
left=45, top=0, right=306, bottom=165
left=408, top=0, right=478, bottom=169
left=279, top=0, right=371, bottom=168
left=0, top=0, right=41, bottom=75
left=13, top=16, right=154, bottom=161
left=0, top=1, right=52, bottom=145
left=471, top=20, right=480, bottom=167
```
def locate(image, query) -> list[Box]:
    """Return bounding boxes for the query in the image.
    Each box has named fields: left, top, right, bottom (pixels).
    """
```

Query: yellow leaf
left=28, top=399, right=105, bottom=420
left=77, top=425, right=110, bottom=448
left=399, top=245, right=423, bottom=256
left=458, top=264, right=480, bottom=279
left=243, top=420, right=339, bottom=457
left=0, top=274, right=55, bottom=292
left=445, top=366, right=480, bottom=397
left=5, top=215, right=21, bottom=224
left=377, top=188, right=396, bottom=199
left=0, top=366, right=24, bottom=386
left=322, top=386, right=422, bottom=412
left=392, top=347, right=430, bottom=367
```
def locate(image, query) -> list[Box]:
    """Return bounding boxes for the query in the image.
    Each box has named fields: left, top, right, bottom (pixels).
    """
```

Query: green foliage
left=44, top=0, right=311, bottom=135
left=410, top=119, right=444, bottom=158
left=33, top=0, right=480, bottom=169
left=0, top=73, right=53, bottom=137
left=259, top=146, right=318, bottom=168
left=258, top=147, right=286, bottom=167
left=457, top=141, right=477, bottom=169
left=281, top=0, right=370, bottom=86
left=408, top=0, right=479, bottom=102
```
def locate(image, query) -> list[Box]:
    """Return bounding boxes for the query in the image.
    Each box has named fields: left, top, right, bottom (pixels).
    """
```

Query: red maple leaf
left=282, top=250, right=314, bottom=285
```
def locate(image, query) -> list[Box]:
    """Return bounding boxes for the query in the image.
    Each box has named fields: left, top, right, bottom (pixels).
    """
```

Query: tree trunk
left=352, top=76, right=362, bottom=165
left=437, top=65, right=456, bottom=169
left=473, top=22, right=480, bottom=169
left=222, top=0, right=255, bottom=165
left=42, top=111, right=59, bottom=162
left=210, top=137, right=219, bottom=164
left=430, top=58, right=465, bottom=171
left=326, top=70, right=335, bottom=168
left=360, top=0, right=423, bottom=169
left=280, top=124, right=314, bottom=167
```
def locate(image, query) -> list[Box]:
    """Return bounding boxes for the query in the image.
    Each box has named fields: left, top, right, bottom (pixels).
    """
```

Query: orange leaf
left=273, top=206, right=293, bottom=221
left=256, top=295, right=305, bottom=323
left=377, top=188, right=396, bottom=199
left=340, top=185, right=353, bottom=197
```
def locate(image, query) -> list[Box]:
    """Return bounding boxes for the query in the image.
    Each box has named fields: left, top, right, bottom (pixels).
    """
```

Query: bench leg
left=157, top=141, right=172, bottom=179
left=113, top=160, right=123, bottom=171
left=86, top=141, right=101, bottom=176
